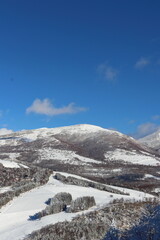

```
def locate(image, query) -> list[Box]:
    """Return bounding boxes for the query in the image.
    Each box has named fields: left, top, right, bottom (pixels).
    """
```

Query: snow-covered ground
left=0, top=124, right=159, bottom=168
left=0, top=152, right=20, bottom=160
left=0, top=124, right=123, bottom=145
left=139, top=130, right=160, bottom=149
left=0, top=159, right=28, bottom=168
left=0, top=153, right=25, bottom=168
left=0, top=152, right=29, bottom=168
left=154, top=188, right=160, bottom=193
left=0, top=187, right=11, bottom=193
left=55, top=172, right=153, bottom=199
left=38, top=148, right=100, bottom=165
left=105, top=149, right=160, bottom=166
left=144, top=174, right=160, bottom=180
left=111, top=168, right=122, bottom=173
left=0, top=172, right=154, bottom=240
left=0, top=138, right=21, bottom=146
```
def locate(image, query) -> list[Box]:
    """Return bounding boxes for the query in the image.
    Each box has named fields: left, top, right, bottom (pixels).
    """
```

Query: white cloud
left=132, top=122, right=160, bottom=139
left=135, top=57, right=150, bottom=69
left=26, top=98, right=86, bottom=116
left=97, top=63, right=118, bottom=81
left=0, top=128, right=13, bottom=136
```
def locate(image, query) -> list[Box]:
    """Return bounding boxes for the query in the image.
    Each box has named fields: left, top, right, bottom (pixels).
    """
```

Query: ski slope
left=0, top=172, right=154, bottom=240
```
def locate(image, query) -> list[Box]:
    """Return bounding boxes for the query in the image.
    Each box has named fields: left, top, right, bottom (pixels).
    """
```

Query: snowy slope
left=0, top=159, right=28, bottom=168
left=0, top=124, right=158, bottom=165
left=0, top=124, right=129, bottom=145
left=38, top=148, right=100, bottom=165
left=139, top=129, right=160, bottom=151
left=0, top=172, right=153, bottom=240
left=105, top=149, right=160, bottom=166
left=0, top=123, right=159, bottom=196
left=0, top=186, right=11, bottom=193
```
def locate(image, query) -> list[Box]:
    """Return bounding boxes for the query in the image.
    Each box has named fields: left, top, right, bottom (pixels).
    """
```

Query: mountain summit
left=0, top=124, right=159, bottom=190
left=139, top=129, right=160, bottom=153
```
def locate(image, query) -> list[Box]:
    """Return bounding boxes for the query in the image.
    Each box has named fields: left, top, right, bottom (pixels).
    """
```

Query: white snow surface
left=55, top=171, right=93, bottom=181
left=0, top=153, right=28, bottom=168
left=55, top=172, right=153, bottom=199
left=111, top=168, right=122, bottom=173
left=139, top=130, right=160, bottom=148
left=0, top=159, right=28, bottom=168
left=0, top=124, right=125, bottom=145
left=154, top=188, right=160, bottom=193
left=144, top=174, right=160, bottom=180
left=38, top=148, right=100, bottom=165
left=0, top=152, right=20, bottom=160
left=105, top=149, right=160, bottom=166
left=0, top=187, right=11, bottom=193
left=0, top=171, right=154, bottom=240
left=0, top=153, right=23, bottom=167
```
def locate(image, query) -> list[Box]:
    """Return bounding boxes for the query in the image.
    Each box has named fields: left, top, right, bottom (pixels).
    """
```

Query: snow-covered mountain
left=0, top=124, right=160, bottom=193
left=139, top=129, right=160, bottom=152
left=0, top=124, right=160, bottom=240
left=0, top=124, right=159, bottom=164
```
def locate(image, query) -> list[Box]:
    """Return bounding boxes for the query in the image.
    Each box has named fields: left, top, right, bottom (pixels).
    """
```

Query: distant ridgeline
left=103, top=204, right=160, bottom=240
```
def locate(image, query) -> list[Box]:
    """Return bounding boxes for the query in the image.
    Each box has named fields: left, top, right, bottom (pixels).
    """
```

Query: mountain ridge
left=0, top=123, right=159, bottom=193
left=0, top=124, right=160, bottom=240
left=139, top=129, right=160, bottom=152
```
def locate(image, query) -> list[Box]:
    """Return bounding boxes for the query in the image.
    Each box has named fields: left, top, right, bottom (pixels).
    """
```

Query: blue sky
left=0, top=0, right=160, bottom=138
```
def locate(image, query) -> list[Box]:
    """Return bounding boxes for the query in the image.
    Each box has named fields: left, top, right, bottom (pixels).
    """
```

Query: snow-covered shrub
left=67, top=196, right=96, bottom=213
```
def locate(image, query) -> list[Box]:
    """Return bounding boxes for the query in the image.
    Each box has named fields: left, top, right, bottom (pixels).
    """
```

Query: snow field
left=0, top=172, right=155, bottom=240
left=0, top=159, right=28, bottom=168
left=38, top=148, right=100, bottom=165
left=105, top=149, right=160, bottom=166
